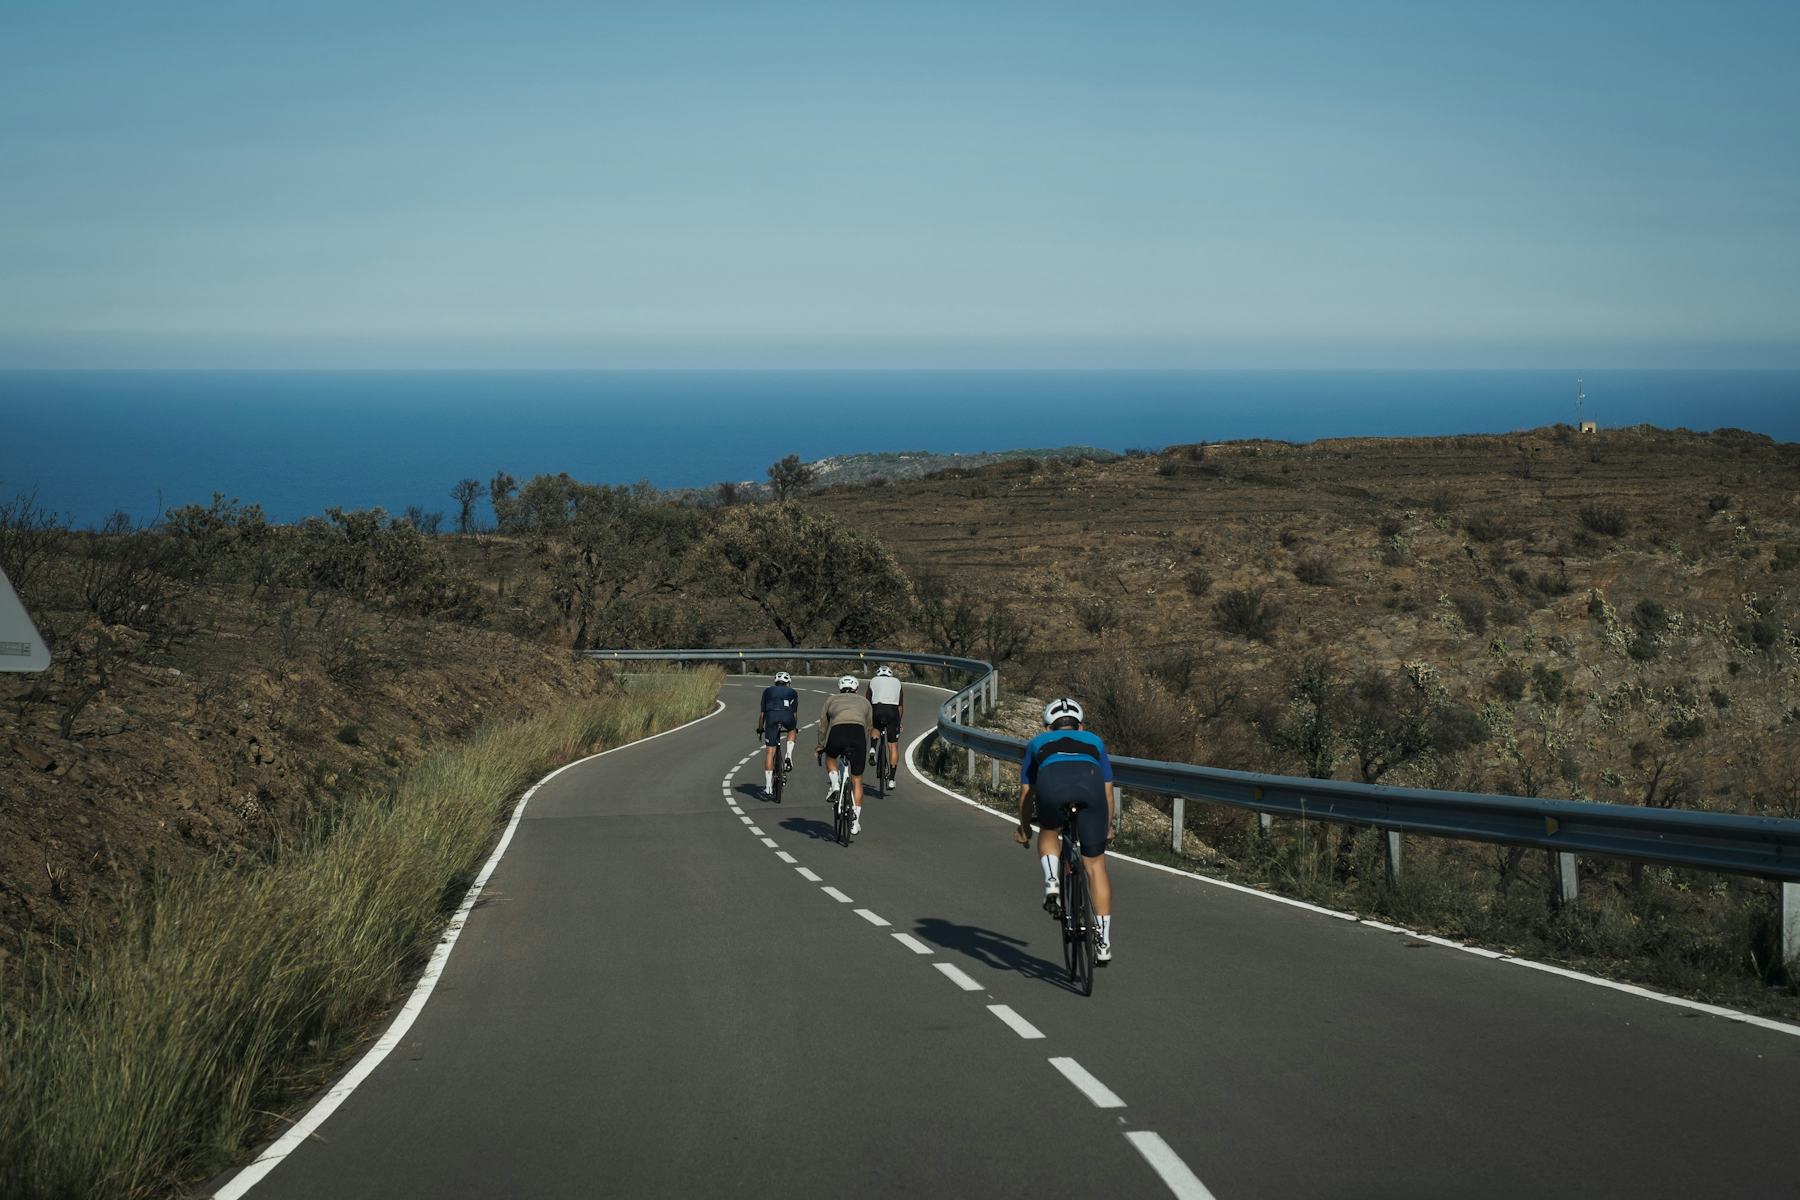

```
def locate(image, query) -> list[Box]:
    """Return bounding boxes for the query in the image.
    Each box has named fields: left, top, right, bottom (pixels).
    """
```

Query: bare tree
left=450, top=478, right=485, bottom=534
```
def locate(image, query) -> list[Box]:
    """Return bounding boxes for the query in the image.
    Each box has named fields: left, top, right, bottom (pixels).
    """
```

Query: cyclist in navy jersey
left=1014, top=697, right=1116, bottom=962
left=756, top=671, right=800, bottom=797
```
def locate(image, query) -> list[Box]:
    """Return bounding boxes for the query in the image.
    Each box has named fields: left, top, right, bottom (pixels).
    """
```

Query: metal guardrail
left=587, top=646, right=1800, bottom=961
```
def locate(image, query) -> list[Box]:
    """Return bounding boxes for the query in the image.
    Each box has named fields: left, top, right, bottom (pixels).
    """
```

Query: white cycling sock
left=1041, top=855, right=1059, bottom=886
left=764, top=770, right=773, bottom=791
left=1099, top=914, right=1112, bottom=945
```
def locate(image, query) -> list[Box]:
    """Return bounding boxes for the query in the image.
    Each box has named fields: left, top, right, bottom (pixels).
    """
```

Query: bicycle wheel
left=834, top=773, right=850, bottom=845
left=772, top=761, right=784, bottom=803
left=1067, top=860, right=1094, bottom=996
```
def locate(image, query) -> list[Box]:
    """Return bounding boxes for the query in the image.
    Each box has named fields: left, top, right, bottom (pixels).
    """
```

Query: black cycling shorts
left=762, top=720, right=794, bottom=748
left=872, top=703, right=901, bottom=743
left=1032, top=760, right=1109, bottom=857
left=823, top=725, right=868, bottom=777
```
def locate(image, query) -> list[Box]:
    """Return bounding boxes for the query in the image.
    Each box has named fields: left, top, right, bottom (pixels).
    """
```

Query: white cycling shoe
left=851, top=812, right=862, bottom=835
left=1097, top=941, right=1113, bottom=964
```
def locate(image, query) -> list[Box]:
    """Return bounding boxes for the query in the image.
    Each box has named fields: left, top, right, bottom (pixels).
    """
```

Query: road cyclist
left=864, top=665, right=904, bottom=790
left=1013, top=697, right=1117, bottom=965
left=815, top=674, right=875, bottom=836
left=756, top=670, right=800, bottom=801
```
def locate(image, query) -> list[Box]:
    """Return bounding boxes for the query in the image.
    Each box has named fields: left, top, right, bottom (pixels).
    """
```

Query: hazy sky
left=2, top=1, right=1796, bottom=368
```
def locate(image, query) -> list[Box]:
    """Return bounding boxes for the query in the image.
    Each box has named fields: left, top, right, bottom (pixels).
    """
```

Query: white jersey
left=868, top=675, right=903, bottom=706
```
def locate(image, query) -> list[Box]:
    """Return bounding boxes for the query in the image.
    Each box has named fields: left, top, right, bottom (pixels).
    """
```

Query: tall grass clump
left=0, top=668, right=720, bottom=1199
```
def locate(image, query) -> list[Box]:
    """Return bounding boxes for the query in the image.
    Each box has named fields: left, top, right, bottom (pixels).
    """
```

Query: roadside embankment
left=0, top=668, right=721, bottom=1200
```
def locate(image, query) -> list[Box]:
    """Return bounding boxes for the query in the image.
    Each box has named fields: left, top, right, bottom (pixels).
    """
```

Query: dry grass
left=0, top=669, right=720, bottom=1199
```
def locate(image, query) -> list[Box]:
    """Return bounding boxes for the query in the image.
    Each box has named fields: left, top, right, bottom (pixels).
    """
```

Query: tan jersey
left=817, top=692, right=874, bottom=743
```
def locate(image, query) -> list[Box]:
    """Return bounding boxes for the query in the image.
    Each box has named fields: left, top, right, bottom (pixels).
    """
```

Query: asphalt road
left=218, top=675, right=1800, bottom=1199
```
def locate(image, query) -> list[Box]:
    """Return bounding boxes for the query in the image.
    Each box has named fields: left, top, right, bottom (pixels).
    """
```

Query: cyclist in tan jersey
left=816, top=674, right=876, bottom=834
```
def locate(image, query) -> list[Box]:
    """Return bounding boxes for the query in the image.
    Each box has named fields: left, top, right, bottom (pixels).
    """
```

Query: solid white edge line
left=212, top=696, right=728, bottom=1199
left=900, top=726, right=1800, bottom=1040
left=934, top=962, right=983, bottom=991
left=854, top=908, right=891, bottom=927
left=1125, top=1131, right=1217, bottom=1200
left=776, top=851, right=797, bottom=864
left=796, top=867, right=822, bottom=882
left=892, top=932, right=934, bottom=955
left=987, top=1004, right=1045, bottom=1039
left=821, top=886, right=853, bottom=903
left=1048, top=1056, right=1127, bottom=1109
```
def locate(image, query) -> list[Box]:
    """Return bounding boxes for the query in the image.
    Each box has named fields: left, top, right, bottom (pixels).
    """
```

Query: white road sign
left=0, top=567, right=50, bottom=672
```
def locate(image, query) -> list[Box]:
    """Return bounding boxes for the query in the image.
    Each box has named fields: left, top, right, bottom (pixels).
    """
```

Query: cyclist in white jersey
left=864, top=665, right=905, bottom=787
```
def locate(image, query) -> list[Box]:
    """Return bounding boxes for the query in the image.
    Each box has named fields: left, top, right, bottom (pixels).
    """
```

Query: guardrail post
left=1782, top=881, right=1799, bottom=972
left=1257, top=812, right=1272, bottom=838
left=1384, top=830, right=1402, bottom=885
left=1171, top=795, right=1185, bottom=854
left=990, top=757, right=1001, bottom=791
left=1552, top=852, right=1579, bottom=908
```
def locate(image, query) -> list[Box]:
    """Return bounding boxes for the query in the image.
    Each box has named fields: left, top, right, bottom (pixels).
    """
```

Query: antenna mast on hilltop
left=1576, top=377, right=1585, bottom=425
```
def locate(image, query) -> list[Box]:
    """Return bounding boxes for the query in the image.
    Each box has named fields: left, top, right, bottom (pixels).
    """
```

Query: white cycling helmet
left=773, top=671, right=791, bottom=684
left=1043, top=697, right=1085, bottom=727
left=875, top=665, right=894, bottom=677
left=838, top=675, right=860, bottom=692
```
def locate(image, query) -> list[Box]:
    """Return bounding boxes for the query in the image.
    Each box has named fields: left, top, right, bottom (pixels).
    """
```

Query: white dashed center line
left=728, top=807, right=743, bottom=815
left=776, top=851, right=797, bottom=864
left=853, top=908, right=890, bottom=927
left=934, top=962, right=983, bottom=991
left=821, top=886, right=853, bottom=903
left=1125, top=1132, right=1218, bottom=1199
left=748, top=825, right=764, bottom=835
left=987, top=1004, right=1044, bottom=1040
left=1048, top=1057, right=1126, bottom=1109
left=892, top=933, right=934, bottom=955
left=796, top=867, right=822, bottom=882
left=739, top=816, right=753, bottom=825
left=760, top=837, right=779, bottom=848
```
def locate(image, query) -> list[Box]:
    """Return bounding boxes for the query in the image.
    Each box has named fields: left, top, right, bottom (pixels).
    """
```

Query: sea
left=1, top=369, right=1795, bottom=529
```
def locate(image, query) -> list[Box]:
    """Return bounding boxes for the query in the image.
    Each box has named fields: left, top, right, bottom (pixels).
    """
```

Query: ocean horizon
left=3, top=368, right=1795, bottom=529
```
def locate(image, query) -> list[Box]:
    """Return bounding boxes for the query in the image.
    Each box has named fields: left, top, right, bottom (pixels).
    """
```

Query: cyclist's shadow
left=778, top=816, right=839, bottom=841
left=911, top=917, right=1075, bottom=992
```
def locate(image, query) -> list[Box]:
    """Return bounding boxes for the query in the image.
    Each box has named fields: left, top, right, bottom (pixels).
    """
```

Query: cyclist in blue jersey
left=756, top=671, right=800, bottom=797
left=1013, top=697, right=1116, bottom=962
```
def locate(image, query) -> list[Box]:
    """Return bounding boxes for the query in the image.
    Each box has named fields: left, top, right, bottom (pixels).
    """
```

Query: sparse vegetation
left=0, top=671, right=721, bottom=1199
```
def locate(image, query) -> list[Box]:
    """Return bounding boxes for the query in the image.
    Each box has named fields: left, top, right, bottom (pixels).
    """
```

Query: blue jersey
left=760, top=684, right=799, bottom=727
left=1021, top=728, right=1113, bottom=787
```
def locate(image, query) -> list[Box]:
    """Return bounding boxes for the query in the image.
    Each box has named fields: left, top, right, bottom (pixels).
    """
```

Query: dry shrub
left=1071, top=647, right=1193, bottom=762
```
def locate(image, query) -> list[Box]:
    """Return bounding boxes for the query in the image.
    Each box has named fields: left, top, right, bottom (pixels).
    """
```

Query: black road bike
left=760, top=727, right=794, bottom=803
left=821, top=746, right=856, bottom=846
left=1045, top=802, right=1101, bottom=996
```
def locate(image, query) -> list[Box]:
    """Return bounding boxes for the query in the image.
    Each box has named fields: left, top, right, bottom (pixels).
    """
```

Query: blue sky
left=2, top=0, right=1795, bottom=368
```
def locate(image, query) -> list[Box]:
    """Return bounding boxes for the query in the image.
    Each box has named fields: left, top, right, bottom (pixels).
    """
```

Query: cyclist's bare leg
left=1036, top=828, right=1062, bottom=860
left=763, top=744, right=776, bottom=774
left=851, top=773, right=865, bottom=806
left=1086, top=854, right=1112, bottom=916
left=784, top=729, right=796, bottom=764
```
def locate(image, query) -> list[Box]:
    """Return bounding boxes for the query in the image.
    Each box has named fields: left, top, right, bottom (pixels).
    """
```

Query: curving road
left=214, top=675, right=1800, bottom=1199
